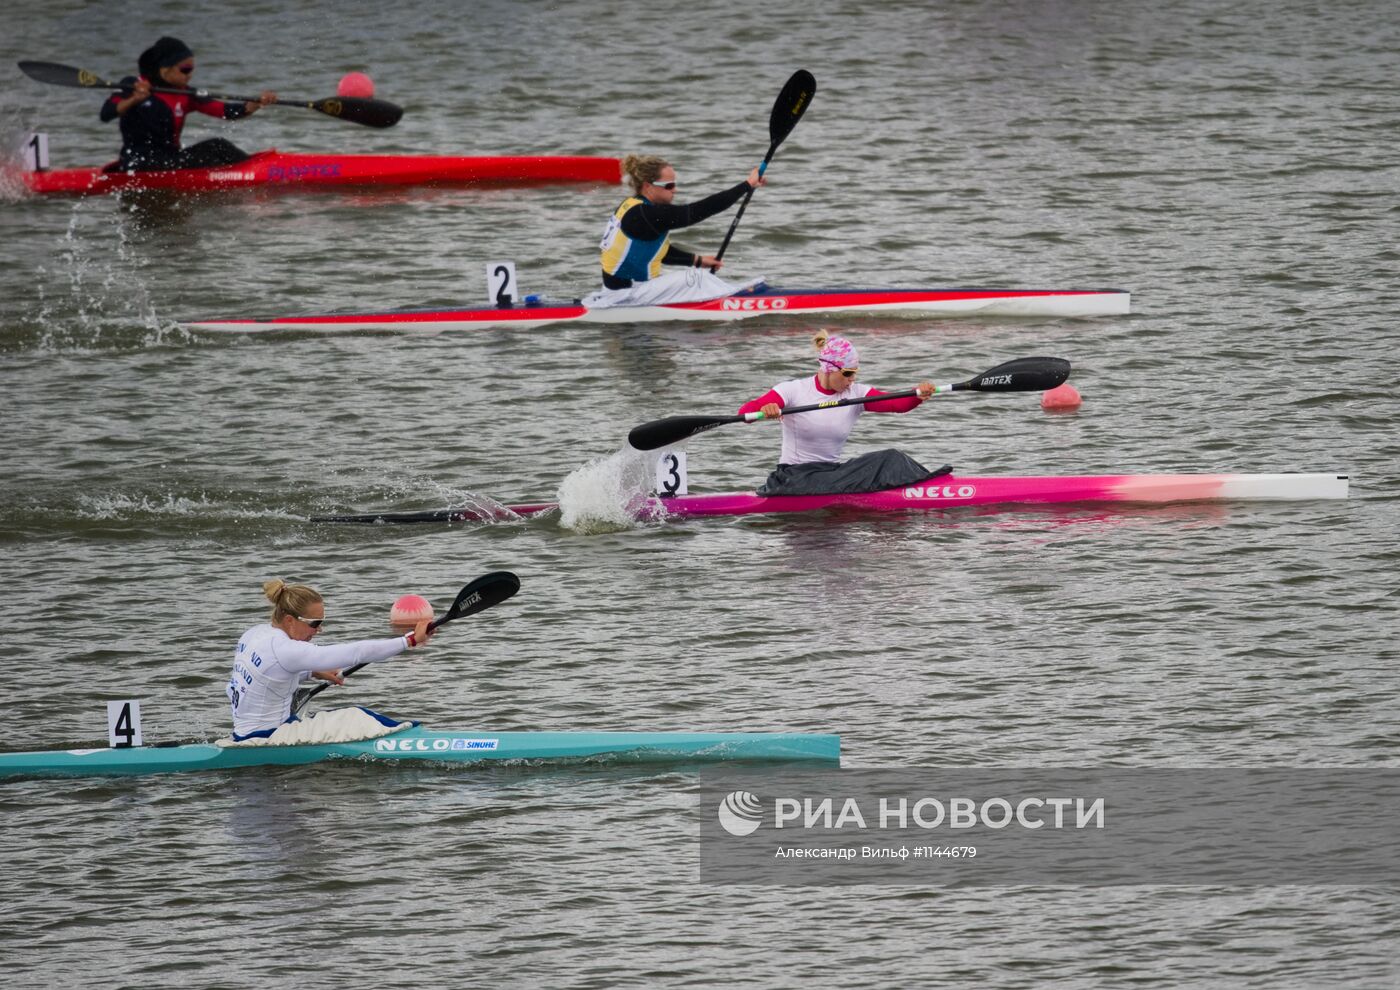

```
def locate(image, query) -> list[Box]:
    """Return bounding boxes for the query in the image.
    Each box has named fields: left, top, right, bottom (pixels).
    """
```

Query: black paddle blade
left=431, top=571, right=520, bottom=630
left=769, top=70, right=816, bottom=146
left=961, top=357, right=1071, bottom=392
left=18, top=60, right=114, bottom=89
left=628, top=414, right=741, bottom=452
left=310, top=96, right=403, bottom=128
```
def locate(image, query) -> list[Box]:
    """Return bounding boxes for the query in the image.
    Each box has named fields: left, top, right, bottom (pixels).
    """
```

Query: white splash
left=556, top=448, right=658, bottom=533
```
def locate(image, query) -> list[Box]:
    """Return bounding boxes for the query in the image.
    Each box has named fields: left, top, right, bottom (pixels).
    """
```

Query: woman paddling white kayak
left=582, top=154, right=765, bottom=309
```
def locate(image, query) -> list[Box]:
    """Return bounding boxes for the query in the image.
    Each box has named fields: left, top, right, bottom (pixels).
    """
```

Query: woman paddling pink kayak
left=736, top=330, right=942, bottom=497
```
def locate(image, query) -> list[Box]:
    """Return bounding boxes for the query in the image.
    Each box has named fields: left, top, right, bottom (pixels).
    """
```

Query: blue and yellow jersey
left=599, top=197, right=670, bottom=282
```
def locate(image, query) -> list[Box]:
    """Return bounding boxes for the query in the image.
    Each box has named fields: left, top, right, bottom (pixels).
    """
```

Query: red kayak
left=20, top=148, right=622, bottom=195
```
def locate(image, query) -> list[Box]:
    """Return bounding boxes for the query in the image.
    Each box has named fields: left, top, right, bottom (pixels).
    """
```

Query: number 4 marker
left=107, top=700, right=143, bottom=749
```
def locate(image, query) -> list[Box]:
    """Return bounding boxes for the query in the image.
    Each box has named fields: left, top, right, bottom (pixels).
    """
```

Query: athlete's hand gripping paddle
left=291, top=571, right=520, bottom=715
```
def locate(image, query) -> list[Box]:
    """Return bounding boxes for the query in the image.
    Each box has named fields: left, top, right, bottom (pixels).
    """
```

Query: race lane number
left=107, top=700, right=143, bottom=749
left=656, top=451, right=688, bottom=496
left=486, top=261, right=518, bottom=305
left=22, top=132, right=49, bottom=172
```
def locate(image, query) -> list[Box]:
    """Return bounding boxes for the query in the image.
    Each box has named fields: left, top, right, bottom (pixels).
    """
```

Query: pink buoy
left=337, top=72, right=375, bottom=98
left=389, top=593, right=433, bottom=629
left=1041, top=383, right=1082, bottom=411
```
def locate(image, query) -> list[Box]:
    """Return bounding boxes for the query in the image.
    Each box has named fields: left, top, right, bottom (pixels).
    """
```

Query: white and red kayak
left=312, top=473, right=1349, bottom=525
left=187, top=284, right=1131, bottom=333
left=19, top=148, right=622, bottom=195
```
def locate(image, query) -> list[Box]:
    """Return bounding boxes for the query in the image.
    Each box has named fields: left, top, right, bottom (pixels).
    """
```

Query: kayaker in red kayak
left=584, top=154, right=765, bottom=309
left=740, top=331, right=936, bottom=464
left=100, top=36, right=276, bottom=172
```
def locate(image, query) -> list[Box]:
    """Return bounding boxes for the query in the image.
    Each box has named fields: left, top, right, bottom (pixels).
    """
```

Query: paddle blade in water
left=18, top=60, right=114, bottom=89
left=311, top=96, right=403, bottom=128
left=769, top=69, right=816, bottom=146
left=963, top=357, right=1072, bottom=392
left=628, top=414, right=740, bottom=452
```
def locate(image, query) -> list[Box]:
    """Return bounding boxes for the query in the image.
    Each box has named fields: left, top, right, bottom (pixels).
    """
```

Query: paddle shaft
left=686, top=386, right=934, bottom=430
left=18, top=60, right=401, bottom=127
left=128, top=82, right=326, bottom=111
left=310, top=609, right=451, bottom=695
left=710, top=150, right=772, bottom=267
left=110, top=81, right=393, bottom=122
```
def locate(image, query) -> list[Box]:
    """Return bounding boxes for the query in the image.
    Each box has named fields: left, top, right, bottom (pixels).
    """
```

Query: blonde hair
left=812, top=329, right=832, bottom=352
left=622, top=154, right=670, bottom=195
left=263, top=579, right=322, bottom=623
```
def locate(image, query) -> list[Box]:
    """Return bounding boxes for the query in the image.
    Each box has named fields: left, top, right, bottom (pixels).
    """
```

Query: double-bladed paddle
left=17, top=60, right=403, bottom=128
left=291, top=570, right=520, bottom=716
left=711, top=69, right=816, bottom=269
left=627, top=357, right=1071, bottom=452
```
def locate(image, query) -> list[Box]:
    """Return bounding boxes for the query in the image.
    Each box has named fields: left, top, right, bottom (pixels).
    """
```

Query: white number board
left=486, top=261, right=518, bottom=305
left=656, top=451, right=688, bottom=496
left=107, top=700, right=143, bottom=748
left=22, top=132, right=49, bottom=172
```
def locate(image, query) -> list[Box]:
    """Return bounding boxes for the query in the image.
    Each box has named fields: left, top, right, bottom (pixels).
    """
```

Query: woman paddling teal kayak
left=583, top=153, right=765, bottom=308
left=227, top=579, right=432, bottom=743
left=100, top=36, right=276, bottom=171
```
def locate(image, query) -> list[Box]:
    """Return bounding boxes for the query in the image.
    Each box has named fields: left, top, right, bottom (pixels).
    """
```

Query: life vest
left=599, top=197, right=670, bottom=282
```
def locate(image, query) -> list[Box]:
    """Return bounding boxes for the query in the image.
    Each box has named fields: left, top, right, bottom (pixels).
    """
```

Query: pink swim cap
left=817, top=335, right=859, bottom=371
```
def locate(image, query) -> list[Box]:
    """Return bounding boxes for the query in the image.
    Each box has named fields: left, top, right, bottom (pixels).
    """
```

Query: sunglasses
left=650, top=179, right=677, bottom=190
left=295, top=615, right=324, bottom=629
left=839, top=368, right=860, bottom=379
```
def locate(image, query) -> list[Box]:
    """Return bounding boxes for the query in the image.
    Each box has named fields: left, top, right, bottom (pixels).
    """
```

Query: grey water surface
left=2, top=0, right=1398, bottom=987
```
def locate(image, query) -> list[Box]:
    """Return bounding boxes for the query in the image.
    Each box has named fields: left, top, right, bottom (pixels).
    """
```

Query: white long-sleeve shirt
left=769, top=376, right=874, bottom=464
left=227, top=624, right=409, bottom=736
left=738, top=376, right=925, bottom=465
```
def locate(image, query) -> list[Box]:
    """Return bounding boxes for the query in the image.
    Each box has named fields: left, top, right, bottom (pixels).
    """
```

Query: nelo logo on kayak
left=374, top=736, right=499, bottom=752
left=720, top=297, right=788, bottom=311
left=903, top=485, right=976, bottom=500
left=268, top=163, right=343, bottom=182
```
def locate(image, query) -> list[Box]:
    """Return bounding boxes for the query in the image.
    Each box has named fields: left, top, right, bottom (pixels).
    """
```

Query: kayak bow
left=187, top=283, right=1131, bottom=332
left=0, top=725, right=840, bottom=779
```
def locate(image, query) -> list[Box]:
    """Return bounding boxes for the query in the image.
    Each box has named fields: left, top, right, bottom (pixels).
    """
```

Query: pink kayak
left=20, top=148, right=622, bottom=195
left=311, top=473, right=1350, bottom=524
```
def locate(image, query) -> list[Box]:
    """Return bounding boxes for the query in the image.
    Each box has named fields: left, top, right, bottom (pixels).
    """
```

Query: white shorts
left=218, top=707, right=408, bottom=746
left=582, top=269, right=764, bottom=309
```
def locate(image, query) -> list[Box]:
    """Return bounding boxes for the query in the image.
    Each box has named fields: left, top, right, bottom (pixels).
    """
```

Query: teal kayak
left=0, top=725, right=840, bottom=779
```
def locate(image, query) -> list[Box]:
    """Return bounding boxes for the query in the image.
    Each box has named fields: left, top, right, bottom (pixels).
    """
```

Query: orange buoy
left=337, top=72, right=375, bottom=99
left=389, top=593, right=433, bottom=630
left=1041, top=383, right=1083, bottom=411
